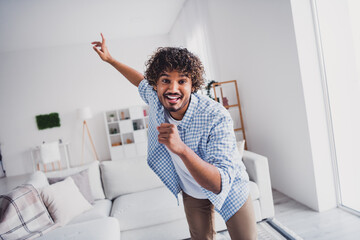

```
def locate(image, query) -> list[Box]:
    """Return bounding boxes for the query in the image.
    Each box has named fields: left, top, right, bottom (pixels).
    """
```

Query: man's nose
left=168, top=81, right=179, bottom=92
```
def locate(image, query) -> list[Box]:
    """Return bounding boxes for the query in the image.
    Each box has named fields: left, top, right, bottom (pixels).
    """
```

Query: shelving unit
left=212, top=80, right=248, bottom=149
left=104, top=105, right=149, bottom=160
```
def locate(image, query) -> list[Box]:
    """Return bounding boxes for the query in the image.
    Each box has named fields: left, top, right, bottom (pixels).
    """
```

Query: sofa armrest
left=242, top=150, right=274, bottom=220
left=25, top=171, right=49, bottom=189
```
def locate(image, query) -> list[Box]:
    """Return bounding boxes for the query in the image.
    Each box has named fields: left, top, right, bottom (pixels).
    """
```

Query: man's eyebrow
left=159, top=73, right=188, bottom=78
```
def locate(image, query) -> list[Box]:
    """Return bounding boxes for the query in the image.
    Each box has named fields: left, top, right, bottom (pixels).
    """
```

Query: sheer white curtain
left=169, top=0, right=218, bottom=83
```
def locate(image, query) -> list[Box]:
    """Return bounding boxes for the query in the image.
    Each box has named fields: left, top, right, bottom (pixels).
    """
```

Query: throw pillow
left=41, top=177, right=92, bottom=226
left=44, top=161, right=105, bottom=200
left=48, top=169, right=94, bottom=204
left=87, top=161, right=106, bottom=200
left=0, top=184, right=58, bottom=240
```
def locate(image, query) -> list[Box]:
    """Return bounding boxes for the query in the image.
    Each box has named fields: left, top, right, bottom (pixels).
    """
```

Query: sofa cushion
left=48, top=169, right=94, bottom=204
left=69, top=199, right=112, bottom=225
left=41, top=177, right=93, bottom=226
left=100, top=159, right=164, bottom=200
left=85, top=161, right=106, bottom=200
left=35, top=217, right=120, bottom=240
left=121, top=218, right=190, bottom=240
left=45, top=161, right=105, bottom=200
left=111, top=186, right=185, bottom=231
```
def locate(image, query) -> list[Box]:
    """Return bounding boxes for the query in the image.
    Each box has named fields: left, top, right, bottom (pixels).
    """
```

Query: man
left=92, top=33, right=257, bottom=240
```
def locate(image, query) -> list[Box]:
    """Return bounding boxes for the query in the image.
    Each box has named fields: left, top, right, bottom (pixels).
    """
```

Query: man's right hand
left=91, top=33, right=113, bottom=63
left=92, top=32, right=144, bottom=87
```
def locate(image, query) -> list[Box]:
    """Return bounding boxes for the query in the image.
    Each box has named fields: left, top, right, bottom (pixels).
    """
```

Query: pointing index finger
left=100, top=33, right=106, bottom=43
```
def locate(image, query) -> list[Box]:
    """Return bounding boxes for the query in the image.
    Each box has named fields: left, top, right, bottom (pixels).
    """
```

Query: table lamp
left=78, top=107, right=99, bottom=164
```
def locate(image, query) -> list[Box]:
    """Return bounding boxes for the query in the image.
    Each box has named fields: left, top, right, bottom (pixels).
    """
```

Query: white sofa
left=27, top=150, right=274, bottom=240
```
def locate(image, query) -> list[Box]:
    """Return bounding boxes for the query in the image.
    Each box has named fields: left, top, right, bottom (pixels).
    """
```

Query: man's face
left=154, top=70, right=194, bottom=120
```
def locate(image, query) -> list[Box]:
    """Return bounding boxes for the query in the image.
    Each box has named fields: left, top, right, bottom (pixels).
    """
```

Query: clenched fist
left=157, top=123, right=186, bottom=155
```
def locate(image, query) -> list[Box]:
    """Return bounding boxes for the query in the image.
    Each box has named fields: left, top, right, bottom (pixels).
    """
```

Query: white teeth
left=167, top=96, right=179, bottom=99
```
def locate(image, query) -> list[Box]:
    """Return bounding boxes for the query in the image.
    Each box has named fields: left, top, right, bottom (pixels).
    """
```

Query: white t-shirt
left=164, top=110, right=207, bottom=199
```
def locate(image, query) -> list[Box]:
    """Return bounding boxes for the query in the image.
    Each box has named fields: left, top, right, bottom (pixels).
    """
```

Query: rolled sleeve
left=138, top=79, right=155, bottom=105
left=204, top=113, right=237, bottom=209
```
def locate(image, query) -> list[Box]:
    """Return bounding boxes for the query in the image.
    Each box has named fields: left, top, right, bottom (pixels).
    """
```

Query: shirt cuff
left=205, top=167, right=232, bottom=210
left=138, top=79, right=149, bottom=104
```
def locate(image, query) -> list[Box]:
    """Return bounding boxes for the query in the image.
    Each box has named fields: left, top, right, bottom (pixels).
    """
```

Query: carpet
left=216, top=218, right=303, bottom=240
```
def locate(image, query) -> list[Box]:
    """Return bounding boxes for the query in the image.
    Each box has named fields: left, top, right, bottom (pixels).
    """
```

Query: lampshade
left=78, top=107, right=93, bottom=120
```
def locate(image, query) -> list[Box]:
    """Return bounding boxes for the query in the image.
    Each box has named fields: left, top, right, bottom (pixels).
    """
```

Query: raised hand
left=91, top=33, right=113, bottom=63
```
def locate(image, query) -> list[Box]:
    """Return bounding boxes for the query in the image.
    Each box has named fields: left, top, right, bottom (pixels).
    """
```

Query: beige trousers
left=182, top=192, right=257, bottom=240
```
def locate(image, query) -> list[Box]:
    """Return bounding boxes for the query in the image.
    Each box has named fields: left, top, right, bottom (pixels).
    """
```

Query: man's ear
left=153, top=86, right=157, bottom=91
left=191, top=87, right=195, bottom=93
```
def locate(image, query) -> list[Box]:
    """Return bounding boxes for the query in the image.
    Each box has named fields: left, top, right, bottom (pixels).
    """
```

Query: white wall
left=170, top=0, right=336, bottom=211
left=0, top=34, right=169, bottom=176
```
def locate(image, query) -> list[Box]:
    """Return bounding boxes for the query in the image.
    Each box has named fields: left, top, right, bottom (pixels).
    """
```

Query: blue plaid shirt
left=138, top=80, right=250, bottom=221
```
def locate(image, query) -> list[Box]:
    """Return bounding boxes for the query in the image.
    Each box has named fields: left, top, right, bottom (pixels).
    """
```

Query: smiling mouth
left=165, top=94, right=182, bottom=104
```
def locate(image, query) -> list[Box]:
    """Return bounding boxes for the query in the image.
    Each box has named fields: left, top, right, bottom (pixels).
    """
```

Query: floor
left=272, top=190, right=360, bottom=240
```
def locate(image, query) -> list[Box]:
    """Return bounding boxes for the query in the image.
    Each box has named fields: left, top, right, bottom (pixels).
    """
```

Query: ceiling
left=0, top=0, right=186, bottom=53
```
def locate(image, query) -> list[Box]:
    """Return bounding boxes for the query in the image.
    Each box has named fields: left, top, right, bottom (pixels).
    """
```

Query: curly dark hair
left=144, top=47, right=205, bottom=92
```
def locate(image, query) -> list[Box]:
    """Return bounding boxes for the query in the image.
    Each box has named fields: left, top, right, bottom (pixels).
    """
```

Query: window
left=314, top=0, right=360, bottom=214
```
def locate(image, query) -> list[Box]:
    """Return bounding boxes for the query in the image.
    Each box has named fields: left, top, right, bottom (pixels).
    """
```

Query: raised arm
left=91, top=33, right=144, bottom=87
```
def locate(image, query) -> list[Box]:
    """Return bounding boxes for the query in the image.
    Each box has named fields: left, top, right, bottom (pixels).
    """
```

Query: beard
left=164, top=97, right=189, bottom=112
left=161, top=94, right=191, bottom=116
